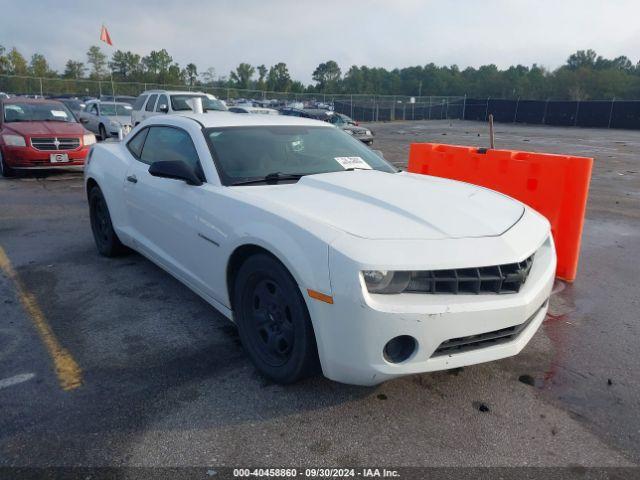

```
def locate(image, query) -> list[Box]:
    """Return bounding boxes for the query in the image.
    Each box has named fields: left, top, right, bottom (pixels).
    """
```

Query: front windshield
left=205, top=126, right=396, bottom=185
left=61, top=100, right=84, bottom=111
left=100, top=103, right=133, bottom=116
left=171, top=95, right=227, bottom=111
left=3, top=102, right=76, bottom=123
left=329, top=113, right=353, bottom=125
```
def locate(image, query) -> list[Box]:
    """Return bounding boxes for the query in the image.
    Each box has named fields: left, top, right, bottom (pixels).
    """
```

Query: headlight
left=83, top=134, right=96, bottom=146
left=365, top=130, right=372, bottom=136
left=363, top=270, right=411, bottom=294
left=2, top=134, right=26, bottom=147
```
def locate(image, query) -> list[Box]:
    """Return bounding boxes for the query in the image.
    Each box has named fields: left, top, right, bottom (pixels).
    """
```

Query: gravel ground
left=0, top=120, right=638, bottom=469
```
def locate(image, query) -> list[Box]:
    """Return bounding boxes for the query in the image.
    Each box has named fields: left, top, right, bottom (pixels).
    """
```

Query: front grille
left=406, top=255, right=534, bottom=295
left=431, top=301, right=547, bottom=357
left=31, top=137, right=81, bottom=151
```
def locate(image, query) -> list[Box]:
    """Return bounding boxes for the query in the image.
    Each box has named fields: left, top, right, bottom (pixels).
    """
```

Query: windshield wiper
left=231, top=172, right=306, bottom=186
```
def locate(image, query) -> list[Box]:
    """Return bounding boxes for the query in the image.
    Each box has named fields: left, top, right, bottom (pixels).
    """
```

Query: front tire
left=233, top=254, right=319, bottom=384
left=89, top=186, right=128, bottom=257
left=0, top=150, right=15, bottom=178
left=98, top=124, right=108, bottom=140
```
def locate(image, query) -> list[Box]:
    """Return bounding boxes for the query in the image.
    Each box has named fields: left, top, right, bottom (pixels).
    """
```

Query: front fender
left=224, top=220, right=336, bottom=304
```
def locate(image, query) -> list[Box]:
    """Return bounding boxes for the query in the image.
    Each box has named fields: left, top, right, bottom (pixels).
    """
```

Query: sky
left=2, top=0, right=639, bottom=83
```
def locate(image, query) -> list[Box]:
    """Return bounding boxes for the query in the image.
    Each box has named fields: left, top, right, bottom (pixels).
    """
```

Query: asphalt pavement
left=0, top=120, right=638, bottom=468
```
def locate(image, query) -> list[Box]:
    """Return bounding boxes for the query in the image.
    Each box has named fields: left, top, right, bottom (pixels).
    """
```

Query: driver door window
left=139, top=126, right=201, bottom=171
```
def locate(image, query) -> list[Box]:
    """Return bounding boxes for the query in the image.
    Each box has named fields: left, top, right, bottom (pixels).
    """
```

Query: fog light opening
left=383, top=335, right=417, bottom=364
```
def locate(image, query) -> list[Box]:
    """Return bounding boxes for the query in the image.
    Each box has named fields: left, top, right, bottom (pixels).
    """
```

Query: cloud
left=2, top=0, right=639, bottom=84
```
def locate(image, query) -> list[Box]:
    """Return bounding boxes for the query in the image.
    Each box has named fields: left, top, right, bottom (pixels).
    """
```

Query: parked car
left=328, top=112, right=374, bottom=145
left=0, top=98, right=95, bottom=177
left=99, top=95, right=137, bottom=105
left=0, top=92, right=10, bottom=99
left=78, top=100, right=133, bottom=139
left=228, top=106, right=279, bottom=115
left=50, top=97, right=86, bottom=119
left=281, top=109, right=374, bottom=144
left=84, top=111, right=555, bottom=386
left=278, top=107, right=329, bottom=120
left=131, top=90, right=227, bottom=125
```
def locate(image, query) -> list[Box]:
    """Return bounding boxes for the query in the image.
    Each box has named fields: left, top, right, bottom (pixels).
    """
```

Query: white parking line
left=0, top=373, right=35, bottom=390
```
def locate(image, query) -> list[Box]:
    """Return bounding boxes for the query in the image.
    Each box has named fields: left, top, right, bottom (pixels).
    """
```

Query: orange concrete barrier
left=407, top=143, right=593, bottom=282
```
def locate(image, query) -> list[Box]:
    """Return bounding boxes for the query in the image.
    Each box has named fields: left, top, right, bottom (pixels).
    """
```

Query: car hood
left=243, top=170, right=524, bottom=240
left=4, top=121, right=87, bottom=137
left=108, top=115, right=132, bottom=126
left=342, top=125, right=369, bottom=133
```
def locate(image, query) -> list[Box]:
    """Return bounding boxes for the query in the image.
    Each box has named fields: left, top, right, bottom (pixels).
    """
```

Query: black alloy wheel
left=234, top=254, right=319, bottom=383
left=89, top=186, right=127, bottom=257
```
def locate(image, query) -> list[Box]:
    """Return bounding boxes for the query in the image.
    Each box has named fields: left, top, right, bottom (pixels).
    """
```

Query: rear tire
left=99, top=124, right=108, bottom=141
left=233, top=254, right=320, bottom=384
left=89, top=186, right=128, bottom=257
left=0, top=150, right=15, bottom=178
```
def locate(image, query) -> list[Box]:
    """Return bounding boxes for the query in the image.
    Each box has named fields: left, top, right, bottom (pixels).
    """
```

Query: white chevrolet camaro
left=84, top=112, right=556, bottom=386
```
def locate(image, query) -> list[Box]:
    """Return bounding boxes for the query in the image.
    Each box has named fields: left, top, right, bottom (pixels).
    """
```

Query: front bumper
left=109, top=125, right=132, bottom=137
left=308, top=211, right=556, bottom=386
left=2, top=145, right=90, bottom=168
left=352, top=133, right=374, bottom=144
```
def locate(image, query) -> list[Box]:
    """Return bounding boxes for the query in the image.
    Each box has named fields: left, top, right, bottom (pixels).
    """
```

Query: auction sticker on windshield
left=334, top=156, right=372, bottom=170
left=51, top=110, right=68, bottom=118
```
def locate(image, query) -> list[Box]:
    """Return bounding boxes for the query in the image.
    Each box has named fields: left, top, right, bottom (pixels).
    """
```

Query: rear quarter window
left=126, top=128, right=149, bottom=159
left=145, top=94, right=158, bottom=112
left=132, top=95, right=148, bottom=110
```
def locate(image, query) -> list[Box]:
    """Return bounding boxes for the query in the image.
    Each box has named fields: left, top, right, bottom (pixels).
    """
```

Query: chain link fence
left=3, top=74, right=639, bottom=128
left=0, top=74, right=466, bottom=121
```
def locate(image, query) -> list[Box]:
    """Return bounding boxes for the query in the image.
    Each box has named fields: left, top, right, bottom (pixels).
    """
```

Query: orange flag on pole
left=100, top=25, right=113, bottom=46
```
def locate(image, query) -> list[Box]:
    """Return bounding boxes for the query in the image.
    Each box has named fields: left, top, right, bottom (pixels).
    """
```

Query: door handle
left=126, top=175, right=137, bottom=184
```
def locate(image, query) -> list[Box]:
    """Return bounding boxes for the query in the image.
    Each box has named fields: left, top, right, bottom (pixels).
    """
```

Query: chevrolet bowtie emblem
left=53, top=138, right=61, bottom=149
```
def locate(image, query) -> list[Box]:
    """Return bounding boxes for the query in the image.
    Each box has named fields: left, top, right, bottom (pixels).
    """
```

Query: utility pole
left=608, top=97, right=616, bottom=129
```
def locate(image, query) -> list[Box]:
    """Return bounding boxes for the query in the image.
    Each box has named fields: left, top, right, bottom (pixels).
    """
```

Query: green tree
left=30, top=53, right=55, bottom=77
left=229, top=63, right=255, bottom=89
left=87, top=45, right=107, bottom=79
left=567, top=49, right=597, bottom=70
left=7, top=48, right=28, bottom=75
left=200, top=67, right=216, bottom=85
left=267, top=63, right=291, bottom=92
left=63, top=60, right=86, bottom=79
left=109, top=50, right=141, bottom=80
left=0, top=45, right=9, bottom=75
left=256, top=64, right=267, bottom=90
left=185, top=63, right=198, bottom=86
left=142, top=49, right=174, bottom=83
left=290, top=80, right=305, bottom=93
left=312, top=60, right=341, bottom=92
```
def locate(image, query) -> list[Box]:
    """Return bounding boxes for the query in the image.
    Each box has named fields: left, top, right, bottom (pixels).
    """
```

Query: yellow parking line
left=0, top=246, right=82, bottom=391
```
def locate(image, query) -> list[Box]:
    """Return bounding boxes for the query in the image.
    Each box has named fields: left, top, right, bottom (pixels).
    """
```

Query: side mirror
left=159, top=104, right=169, bottom=114
left=148, top=161, right=202, bottom=186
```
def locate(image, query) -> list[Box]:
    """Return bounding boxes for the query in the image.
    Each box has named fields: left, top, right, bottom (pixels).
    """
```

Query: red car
left=0, top=98, right=96, bottom=177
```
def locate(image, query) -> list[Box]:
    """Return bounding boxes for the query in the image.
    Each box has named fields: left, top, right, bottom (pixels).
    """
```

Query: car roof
left=2, top=98, right=65, bottom=105
left=86, top=100, right=131, bottom=106
left=142, top=90, right=209, bottom=96
left=158, top=111, right=334, bottom=129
